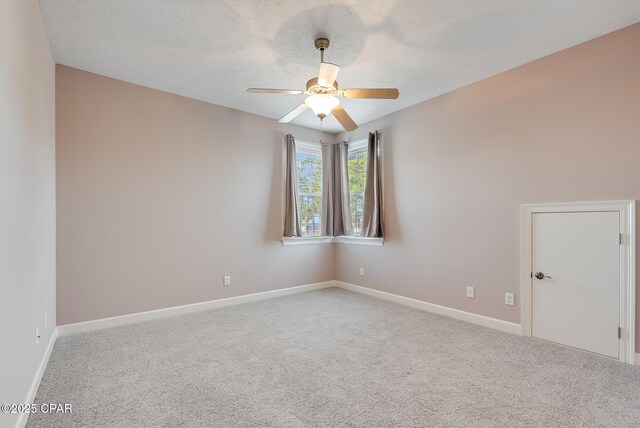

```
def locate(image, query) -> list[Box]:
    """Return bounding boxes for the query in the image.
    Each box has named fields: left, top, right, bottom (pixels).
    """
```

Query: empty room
left=2, top=0, right=640, bottom=427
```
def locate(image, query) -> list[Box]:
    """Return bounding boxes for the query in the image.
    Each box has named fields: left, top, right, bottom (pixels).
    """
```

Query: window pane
left=348, top=149, right=367, bottom=236
left=299, top=195, right=322, bottom=236
left=296, top=149, right=322, bottom=237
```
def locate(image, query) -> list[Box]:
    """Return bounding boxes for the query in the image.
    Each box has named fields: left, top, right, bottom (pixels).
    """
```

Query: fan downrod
left=315, top=38, right=330, bottom=62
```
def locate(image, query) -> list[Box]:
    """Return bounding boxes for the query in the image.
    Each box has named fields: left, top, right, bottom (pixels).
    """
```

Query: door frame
left=520, top=200, right=636, bottom=364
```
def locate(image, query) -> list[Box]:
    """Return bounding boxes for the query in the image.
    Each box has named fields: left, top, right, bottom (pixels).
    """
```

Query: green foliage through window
left=348, top=149, right=367, bottom=236
left=297, top=149, right=322, bottom=236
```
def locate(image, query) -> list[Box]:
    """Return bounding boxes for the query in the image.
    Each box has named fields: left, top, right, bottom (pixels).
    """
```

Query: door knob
left=534, top=272, right=551, bottom=280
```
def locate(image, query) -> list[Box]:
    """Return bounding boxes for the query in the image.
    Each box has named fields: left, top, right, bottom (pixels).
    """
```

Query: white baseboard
left=636, top=353, right=640, bottom=366
left=57, top=278, right=634, bottom=356
left=58, top=281, right=335, bottom=336
left=335, top=281, right=522, bottom=335
left=16, top=327, right=58, bottom=428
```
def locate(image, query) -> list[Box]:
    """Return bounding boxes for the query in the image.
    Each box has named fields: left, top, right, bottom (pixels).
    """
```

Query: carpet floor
left=28, top=288, right=640, bottom=427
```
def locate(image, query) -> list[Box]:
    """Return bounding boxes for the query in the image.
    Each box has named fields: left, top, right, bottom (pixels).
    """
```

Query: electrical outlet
left=466, top=286, right=475, bottom=298
left=359, top=267, right=364, bottom=276
left=223, top=276, right=231, bottom=286
left=505, top=293, right=515, bottom=306
left=35, top=327, right=40, bottom=347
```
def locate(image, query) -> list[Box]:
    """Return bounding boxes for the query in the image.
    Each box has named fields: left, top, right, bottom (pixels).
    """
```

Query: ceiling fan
left=247, top=38, right=399, bottom=131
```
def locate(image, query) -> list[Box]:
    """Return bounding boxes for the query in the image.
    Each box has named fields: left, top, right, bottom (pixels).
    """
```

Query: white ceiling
left=39, top=0, right=640, bottom=133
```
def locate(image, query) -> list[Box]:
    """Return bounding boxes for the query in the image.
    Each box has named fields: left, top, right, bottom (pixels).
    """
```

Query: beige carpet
left=28, top=288, right=640, bottom=427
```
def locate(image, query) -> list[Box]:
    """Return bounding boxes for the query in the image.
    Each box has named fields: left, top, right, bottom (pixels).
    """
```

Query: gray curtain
left=283, top=134, right=301, bottom=237
left=362, top=131, right=383, bottom=238
left=330, top=142, right=352, bottom=236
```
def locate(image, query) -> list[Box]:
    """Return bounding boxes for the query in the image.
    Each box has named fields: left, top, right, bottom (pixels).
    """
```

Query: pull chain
left=320, top=119, right=327, bottom=148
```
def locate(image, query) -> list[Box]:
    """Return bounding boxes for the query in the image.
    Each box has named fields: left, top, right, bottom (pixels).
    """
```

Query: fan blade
left=278, top=104, right=308, bottom=123
left=247, top=88, right=304, bottom=95
left=340, top=88, right=399, bottom=99
left=318, top=62, right=340, bottom=87
left=332, top=105, right=357, bottom=131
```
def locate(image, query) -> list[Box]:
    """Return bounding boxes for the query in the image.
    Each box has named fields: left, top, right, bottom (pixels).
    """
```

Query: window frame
left=346, top=138, right=368, bottom=237
left=294, top=139, right=324, bottom=238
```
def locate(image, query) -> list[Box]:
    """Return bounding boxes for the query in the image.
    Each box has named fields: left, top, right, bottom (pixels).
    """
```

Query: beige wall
left=0, top=0, right=56, bottom=426
left=336, top=23, right=640, bottom=349
left=56, top=66, right=335, bottom=325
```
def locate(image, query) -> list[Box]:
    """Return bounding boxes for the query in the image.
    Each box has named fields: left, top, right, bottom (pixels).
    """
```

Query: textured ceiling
left=39, top=0, right=640, bottom=133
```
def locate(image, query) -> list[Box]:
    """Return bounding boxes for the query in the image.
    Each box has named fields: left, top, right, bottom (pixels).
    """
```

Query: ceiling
left=39, top=1, right=640, bottom=133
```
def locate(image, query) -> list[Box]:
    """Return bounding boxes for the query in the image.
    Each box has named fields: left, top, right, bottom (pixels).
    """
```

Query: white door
left=531, top=211, right=620, bottom=358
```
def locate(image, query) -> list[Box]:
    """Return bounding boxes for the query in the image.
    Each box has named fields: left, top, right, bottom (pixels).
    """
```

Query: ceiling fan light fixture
left=305, top=94, right=339, bottom=120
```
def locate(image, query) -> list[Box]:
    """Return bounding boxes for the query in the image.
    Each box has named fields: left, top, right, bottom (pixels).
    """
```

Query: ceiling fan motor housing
left=306, top=78, right=338, bottom=95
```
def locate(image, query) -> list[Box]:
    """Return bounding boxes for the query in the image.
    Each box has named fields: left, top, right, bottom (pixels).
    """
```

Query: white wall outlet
left=359, top=267, right=365, bottom=276
left=35, top=327, right=40, bottom=347
left=223, top=276, right=231, bottom=286
left=505, top=292, right=515, bottom=306
left=466, top=286, right=475, bottom=298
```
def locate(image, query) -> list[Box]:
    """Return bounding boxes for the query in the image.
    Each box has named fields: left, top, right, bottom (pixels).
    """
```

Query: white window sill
left=334, top=236, right=384, bottom=246
left=281, top=236, right=384, bottom=246
left=281, top=236, right=334, bottom=246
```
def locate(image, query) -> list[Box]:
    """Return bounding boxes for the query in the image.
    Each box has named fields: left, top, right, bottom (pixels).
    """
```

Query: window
left=296, top=141, right=323, bottom=237
left=282, top=135, right=383, bottom=246
left=347, top=139, right=368, bottom=236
